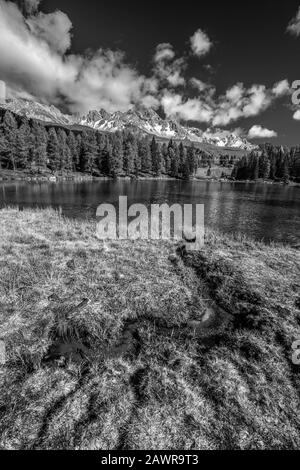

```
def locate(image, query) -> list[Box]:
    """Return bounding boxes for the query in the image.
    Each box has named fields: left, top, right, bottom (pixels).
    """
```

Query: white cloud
left=161, top=81, right=288, bottom=126
left=161, top=92, right=214, bottom=122
left=167, top=70, right=186, bottom=87
left=212, top=84, right=272, bottom=126
left=27, top=11, right=73, bottom=54
left=190, top=78, right=216, bottom=96
left=248, top=125, right=277, bottom=139
left=153, top=44, right=186, bottom=88
left=293, top=109, right=300, bottom=120
left=0, top=0, right=291, bottom=128
left=272, top=79, right=290, bottom=97
left=190, top=29, right=212, bottom=57
left=287, top=6, right=300, bottom=37
left=0, top=0, right=153, bottom=113
left=153, top=43, right=175, bottom=62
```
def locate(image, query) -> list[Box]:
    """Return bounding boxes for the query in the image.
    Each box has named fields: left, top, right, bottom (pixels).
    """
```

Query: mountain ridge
left=1, top=98, right=257, bottom=151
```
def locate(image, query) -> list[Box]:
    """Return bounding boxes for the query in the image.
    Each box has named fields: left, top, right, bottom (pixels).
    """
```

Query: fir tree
left=110, top=132, right=124, bottom=177
left=2, top=111, right=18, bottom=170
left=161, top=143, right=170, bottom=175
left=16, top=119, right=31, bottom=169
left=138, top=137, right=152, bottom=174
left=47, top=127, right=60, bottom=172
left=30, top=122, right=47, bottom=172
left=187, top=145, right=196, bottom=176
left=123, top=133, right=136, bottom=176
left=82, top=131, right=97, bottom=174
left=67, top=131, right=79, bottom=171
left=151, top=137, right=162, bottom=176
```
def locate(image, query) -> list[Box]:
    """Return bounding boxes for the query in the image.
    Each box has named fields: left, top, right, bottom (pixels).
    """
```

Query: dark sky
left=18, top=1, right=300, bottom=145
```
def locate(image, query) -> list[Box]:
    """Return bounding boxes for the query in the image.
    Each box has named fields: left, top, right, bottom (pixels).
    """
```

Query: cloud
left=161, top=92, right=214, bottom=122
left=0, top=0, right=291, bottom=128
left=153, top=44, right=186, bottom=88
left=27, top=11, right=73, bottom=54
left=248, top=125, right=277, bottom=139
left=211, top=84, right=272, bottom=126
left=190, top=78, right=216, bottom=95
left=272, top=79, right=290, bottom=97
left=153, top=43, right=175, bottom=62
left=293, top=109, right=300, bottom=120
left=0, top=0, right=153, bottom=113
left=161, top=81, right=288, bottom=126
left=190, top=29, right=212, bottom=57
left=287, top=6, right=300, bottom=37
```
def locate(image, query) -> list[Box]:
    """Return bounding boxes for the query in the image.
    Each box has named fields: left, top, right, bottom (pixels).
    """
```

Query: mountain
left=1, top=98, right=256, bottom=151
left=2, top=98, right=74, bottom=126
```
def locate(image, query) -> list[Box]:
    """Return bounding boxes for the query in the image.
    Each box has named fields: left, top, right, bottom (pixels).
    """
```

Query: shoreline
left=0, top=169, right=299, bottom=186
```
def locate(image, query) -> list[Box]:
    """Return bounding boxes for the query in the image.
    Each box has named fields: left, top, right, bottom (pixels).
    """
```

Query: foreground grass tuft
left=0, top=207, right=299, bottom=449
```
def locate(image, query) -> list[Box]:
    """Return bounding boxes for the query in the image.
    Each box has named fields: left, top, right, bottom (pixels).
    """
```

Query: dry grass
left=0, top=207, right=299, bottom=450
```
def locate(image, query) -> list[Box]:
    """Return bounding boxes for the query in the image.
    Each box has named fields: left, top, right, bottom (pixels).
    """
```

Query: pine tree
left=133, top=136, right=141, bottom=177
left=187, top=145, right=196, bottom=176
left=56, top=129, right=71, bottom=172
left=270, top=154, right=277, bottom=180
left=82, top=131, right=97, bottom=174
left=161, top=143, right=170, bottom=175
left=170, top=147, right=179, bottom=178
left=283, top=156, right=290, bottom=183
left=259, top=152, right=270, bottom=180
left=110, top=132, right=124, bottom=177
left=16, top=119, right=31, bottom=169
left=101, top=135, right=112, bottom=176
left=123, top=133, right=136, bottom=176
left=178, top=142, right=186, bottom=175
left=2, top=111, right=18, bottom=170
left=0, top=126, right=8, bottom=169
left=47, top=127, right=60, bottom=172
left=30, top=122, right=47, bottom=172
left=182, top=158, right=191, bottom=180
left=138, top=137, right=152, bottom=173
left=75, top=134, right=82, bottom=171
left=94, top=132, right=105, bottom=175
left=67, top=131, right=79, bottom=172
left=151, top=137, right=162, bottom=176
left=251, top=153, right=260, bottom=180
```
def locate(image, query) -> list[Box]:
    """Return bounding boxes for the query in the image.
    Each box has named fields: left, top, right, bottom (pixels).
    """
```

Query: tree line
left=0, top=109, right=200, bottom=179
left=232, top=144, right=300, bottom=183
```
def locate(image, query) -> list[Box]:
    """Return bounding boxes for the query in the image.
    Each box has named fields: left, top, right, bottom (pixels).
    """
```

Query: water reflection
left=0, top=180, right=299, bottom=245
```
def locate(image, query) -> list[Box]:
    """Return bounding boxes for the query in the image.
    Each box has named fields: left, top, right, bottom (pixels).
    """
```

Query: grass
left=0, top=207, right=299, bottom=450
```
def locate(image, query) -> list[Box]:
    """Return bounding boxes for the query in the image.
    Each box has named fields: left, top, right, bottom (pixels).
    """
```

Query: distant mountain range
left=1, top=98, right=257, bottom=151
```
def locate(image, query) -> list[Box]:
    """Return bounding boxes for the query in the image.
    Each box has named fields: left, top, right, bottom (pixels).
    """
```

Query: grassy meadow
left=0, top=207, right=299, bottom=450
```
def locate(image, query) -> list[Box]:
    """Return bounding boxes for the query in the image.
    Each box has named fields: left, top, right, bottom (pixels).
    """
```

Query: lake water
left=0, top=180, right=299, bottom=245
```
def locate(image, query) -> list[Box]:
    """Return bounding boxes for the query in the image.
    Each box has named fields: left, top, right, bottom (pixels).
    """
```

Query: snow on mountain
left=2, top=98, right=74, bottom=126
left=79, top=107, right=256, bottom=150
left=1, top=98, right=256, bottom=151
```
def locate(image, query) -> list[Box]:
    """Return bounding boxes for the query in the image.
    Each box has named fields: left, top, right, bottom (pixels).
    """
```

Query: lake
left=0, top=180, right=299, bottom=245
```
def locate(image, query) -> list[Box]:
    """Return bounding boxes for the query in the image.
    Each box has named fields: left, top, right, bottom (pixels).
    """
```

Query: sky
left=0, top=0, right=300, bottom=145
